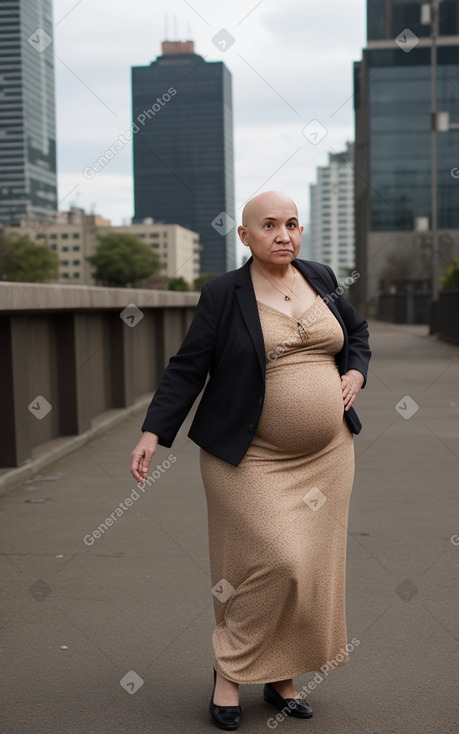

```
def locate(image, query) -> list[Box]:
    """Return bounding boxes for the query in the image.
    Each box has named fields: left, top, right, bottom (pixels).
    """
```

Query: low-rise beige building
left=5, top=208, right=201, bottom=287
left=97, top=219, right=201, bottom=287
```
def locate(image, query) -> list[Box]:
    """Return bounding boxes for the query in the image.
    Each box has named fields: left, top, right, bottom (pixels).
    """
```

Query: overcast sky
left=53, top=0, right=367, bottom=261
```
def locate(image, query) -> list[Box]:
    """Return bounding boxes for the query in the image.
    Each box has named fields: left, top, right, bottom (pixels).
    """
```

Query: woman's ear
left=237, top=225, right=249, bottom=246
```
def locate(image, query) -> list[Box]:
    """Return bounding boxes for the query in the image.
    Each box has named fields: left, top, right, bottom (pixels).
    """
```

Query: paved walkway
left=1, top=321, right=458, bottom=734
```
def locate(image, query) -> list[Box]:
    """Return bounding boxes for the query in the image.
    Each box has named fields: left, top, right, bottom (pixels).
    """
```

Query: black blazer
left=141, top=257, right=371, bottom=466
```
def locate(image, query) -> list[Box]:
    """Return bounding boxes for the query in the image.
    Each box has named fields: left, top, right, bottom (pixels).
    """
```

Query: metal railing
left=437, top=289, right=459, bottom=344
left=377, top=292, right=431, bottom=324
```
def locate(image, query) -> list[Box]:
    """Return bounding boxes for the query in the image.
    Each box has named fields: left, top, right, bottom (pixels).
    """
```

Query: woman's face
left=238, top=196, right=303, bottom=268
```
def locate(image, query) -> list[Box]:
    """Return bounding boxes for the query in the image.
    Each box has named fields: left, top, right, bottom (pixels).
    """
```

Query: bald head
left=241, top=191, right=298, bottom=227
left=237, top=191, right=303, bottom=265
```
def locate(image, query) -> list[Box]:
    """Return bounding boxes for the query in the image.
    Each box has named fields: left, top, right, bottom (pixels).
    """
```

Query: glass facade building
left=353, top=0, right=459, bottom=311
left=131, top=42, right=236, bottom=275
left=0, top=0, right=57, bottom=226
left=367, top=0, right=459, bottom=40
left=365, top=47, right=459, bottom=231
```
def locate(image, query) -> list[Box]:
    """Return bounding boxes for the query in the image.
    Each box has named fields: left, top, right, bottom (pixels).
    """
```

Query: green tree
left=88, top=233, right=160, bottom=287
left=440, top=257, right=459, bottom=290
left=167, top=276, right=189, bottom=291
left=0, top=235, right=59, bottom=283
left=193, top=273, right=218, bottom=291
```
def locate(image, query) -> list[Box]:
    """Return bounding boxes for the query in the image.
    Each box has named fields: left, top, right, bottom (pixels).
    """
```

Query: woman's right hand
left=130, top=431, right=159, bottom=482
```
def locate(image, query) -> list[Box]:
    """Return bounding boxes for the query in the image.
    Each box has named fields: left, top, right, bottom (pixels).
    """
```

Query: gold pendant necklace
left=253, top=263, right=296, bottom=300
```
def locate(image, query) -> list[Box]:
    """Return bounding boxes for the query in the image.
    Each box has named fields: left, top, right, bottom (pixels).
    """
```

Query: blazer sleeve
left=141, top=283, right=217, bottom=445
left=325, top=265, right=371, bottom=387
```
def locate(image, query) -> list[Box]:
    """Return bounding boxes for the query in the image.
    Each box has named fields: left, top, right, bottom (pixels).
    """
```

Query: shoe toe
left=263, top=683, right=313, bottom=719
left=209, top=702, right=242, bottom=730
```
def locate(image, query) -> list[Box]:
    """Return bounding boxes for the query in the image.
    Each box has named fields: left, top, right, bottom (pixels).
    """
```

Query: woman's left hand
left=341, top=369, right=365, bottom=411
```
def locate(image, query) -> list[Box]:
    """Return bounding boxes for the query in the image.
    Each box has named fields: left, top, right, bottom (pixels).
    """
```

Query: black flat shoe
left=263, top=682, right=313, bottom=719
left=209, top=667, right=242, bottom=731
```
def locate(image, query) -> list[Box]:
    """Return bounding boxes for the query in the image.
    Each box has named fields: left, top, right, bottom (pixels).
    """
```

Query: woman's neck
left=251, top=258, right=295, bottom=280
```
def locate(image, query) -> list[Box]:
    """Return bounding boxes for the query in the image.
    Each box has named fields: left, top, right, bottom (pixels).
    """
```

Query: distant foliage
left=440, top=258, right=459, bottom=290
left=193, top=273, right=218, bottom=291
left=167, top=276, right=189, bottom=291
left=0, top=234, right=59, bottom=283
left=88, top=233, right=160, bottom=287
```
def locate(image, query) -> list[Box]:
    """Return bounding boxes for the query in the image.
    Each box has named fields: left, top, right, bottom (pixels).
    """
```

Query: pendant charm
left=284, top=295, right=290, bottom=301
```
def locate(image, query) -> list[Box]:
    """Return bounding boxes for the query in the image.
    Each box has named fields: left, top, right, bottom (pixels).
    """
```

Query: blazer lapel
left=235, top=257, right=266, bottom=375
left=291, top=259, right=347, bottom=334
left=234, top=256, right=348, bottom=375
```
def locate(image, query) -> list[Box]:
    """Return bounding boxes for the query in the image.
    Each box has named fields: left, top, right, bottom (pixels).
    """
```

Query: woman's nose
left=276, top=227, right=291, bottom=242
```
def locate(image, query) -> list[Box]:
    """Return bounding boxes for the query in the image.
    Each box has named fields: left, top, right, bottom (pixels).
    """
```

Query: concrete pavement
left=0, top=320, right=458, bottom=733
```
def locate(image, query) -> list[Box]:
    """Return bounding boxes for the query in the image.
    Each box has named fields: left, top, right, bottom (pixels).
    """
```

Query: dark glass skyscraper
left=131, top=41, right=236, bottom=275
left=353, top=0, right=459, bottom=313
left=0, top=0, right=57, bottom=225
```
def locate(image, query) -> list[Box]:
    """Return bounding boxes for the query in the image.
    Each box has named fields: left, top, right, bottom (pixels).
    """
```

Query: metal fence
left=437, top=289, right=459, bottom=344
left=377, top=292, right=431, bottom=324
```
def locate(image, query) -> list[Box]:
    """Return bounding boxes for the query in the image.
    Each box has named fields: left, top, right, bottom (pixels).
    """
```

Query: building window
left=73, top=259, right=80, bottom=266
left=50, top=244, right=57, bottom=250
left=72, top=245, right=80, bottom=251
left=49, top=233, right=57, bottom=239
left=62, top=273, right=69, bottom=279
left=73, top=273, right=79, bottom=279
left=72, top=233, right=80, bottom=239
left=61, top=233, right=69, bottom=239
left=61, top=260, right=69, bottom=266
left=62, top=246, right=69, bottom=252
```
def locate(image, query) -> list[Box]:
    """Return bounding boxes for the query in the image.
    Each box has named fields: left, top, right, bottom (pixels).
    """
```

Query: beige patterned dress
left=199, top=295, right=355, bottom=684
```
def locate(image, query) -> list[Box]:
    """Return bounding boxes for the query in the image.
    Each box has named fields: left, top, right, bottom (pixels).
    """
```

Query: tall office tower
left=309, top=143, right=355, bottom=279
left=354, top=0, right=459, bottom=314
left=0, top=0, right=57, bottom=226
left=132, top=41, right=236, bottom=275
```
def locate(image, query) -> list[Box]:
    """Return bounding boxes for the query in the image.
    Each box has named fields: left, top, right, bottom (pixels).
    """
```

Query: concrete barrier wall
left=0, top=283, right=199, bottom=469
